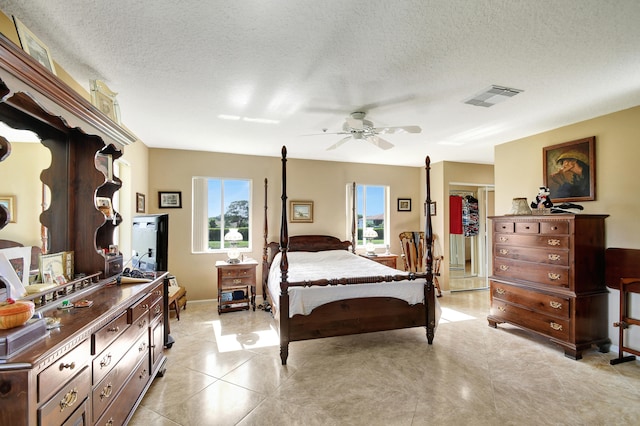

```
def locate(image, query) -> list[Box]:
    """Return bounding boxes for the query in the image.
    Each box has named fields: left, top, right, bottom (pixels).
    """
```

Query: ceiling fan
left=314, top=112, right=422, bottom=151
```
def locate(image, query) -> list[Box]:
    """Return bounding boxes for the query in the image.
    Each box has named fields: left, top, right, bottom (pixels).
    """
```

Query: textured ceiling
left=1, top=1, right=640, bottom=166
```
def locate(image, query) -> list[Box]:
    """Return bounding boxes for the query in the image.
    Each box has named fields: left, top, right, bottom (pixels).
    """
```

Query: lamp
left=363, top=227, right=378, bottom=256
left=224, top=228, right=243, bottom=264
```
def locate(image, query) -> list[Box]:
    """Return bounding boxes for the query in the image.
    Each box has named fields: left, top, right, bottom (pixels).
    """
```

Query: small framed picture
left=90, top=80, right=120, bottom=123
left=13, top=16, right=57, bottom=75
left=0, top=195, right=16, bottom=223
left=40, top=252, right=65, bottom=283
left=425, top=201, right=437, bottom=216
left=136, top=192, right=146, bottom=213
left=159, top=191, right=182, bottom=208
left=397, top=198, right=411, bottom=212
left=290, top=200, right=313, bottom=223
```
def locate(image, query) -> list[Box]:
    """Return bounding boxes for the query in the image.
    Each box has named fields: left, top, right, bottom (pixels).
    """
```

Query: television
left=131, top=214, right=169, bottom=272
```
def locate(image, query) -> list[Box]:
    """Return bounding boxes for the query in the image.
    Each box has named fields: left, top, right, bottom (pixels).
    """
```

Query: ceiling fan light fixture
left=464, top=85, right=523, bottom=107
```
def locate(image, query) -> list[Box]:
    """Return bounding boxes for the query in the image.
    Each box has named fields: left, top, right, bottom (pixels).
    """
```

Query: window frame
left=348, top=183, right=390, bottom=249
left=192, top=176, right=252, bottom=254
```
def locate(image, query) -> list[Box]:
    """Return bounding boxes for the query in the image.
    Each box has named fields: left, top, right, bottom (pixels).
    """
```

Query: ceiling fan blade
left=374, top=125, right=422, bottom=134
left=301, top=131, right=349, bottom=136
left=327, top=136, right=352, bottom=151
left=367, top=135, right=394, bottom=150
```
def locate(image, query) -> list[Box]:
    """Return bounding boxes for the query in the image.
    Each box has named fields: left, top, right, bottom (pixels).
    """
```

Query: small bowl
left=0, top=300, right=35, bottom=330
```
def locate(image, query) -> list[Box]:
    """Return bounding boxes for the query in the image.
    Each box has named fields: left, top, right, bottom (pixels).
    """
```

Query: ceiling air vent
left=464, top=85, right=523, bottom=107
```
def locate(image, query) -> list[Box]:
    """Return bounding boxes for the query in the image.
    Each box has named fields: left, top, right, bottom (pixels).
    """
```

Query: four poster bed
left=262, top=146, right=439, bottom=365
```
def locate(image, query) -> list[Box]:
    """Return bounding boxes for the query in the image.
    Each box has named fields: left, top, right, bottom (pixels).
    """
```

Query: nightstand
left=360, top=253, right=398, bottom=269
left=215, top=259, right=258, bottom=314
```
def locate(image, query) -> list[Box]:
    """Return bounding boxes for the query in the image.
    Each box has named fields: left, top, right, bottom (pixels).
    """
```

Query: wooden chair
left=399, top=232, right=443, bottom=297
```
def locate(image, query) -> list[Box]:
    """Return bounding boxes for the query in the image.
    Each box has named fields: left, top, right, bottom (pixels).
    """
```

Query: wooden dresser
left=0, top=274, right=168, bottom=425
left=487, top=214, right=610, bottom=359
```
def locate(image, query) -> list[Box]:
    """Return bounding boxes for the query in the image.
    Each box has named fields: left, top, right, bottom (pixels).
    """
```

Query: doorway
left=448, top=185, right=494, bottom=291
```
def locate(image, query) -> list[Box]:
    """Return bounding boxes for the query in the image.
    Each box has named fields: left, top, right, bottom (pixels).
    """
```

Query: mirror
left=0, top=122, right=50, bottom=249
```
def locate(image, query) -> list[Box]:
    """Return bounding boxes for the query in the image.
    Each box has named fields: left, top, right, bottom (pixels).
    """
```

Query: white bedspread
left=268, top=250, right=440, bottom=319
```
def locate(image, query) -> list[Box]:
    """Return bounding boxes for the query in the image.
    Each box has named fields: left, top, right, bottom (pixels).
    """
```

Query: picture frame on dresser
left=13, top=16, right=57, bottom=75
left=543, top=136, right=595, bottom=203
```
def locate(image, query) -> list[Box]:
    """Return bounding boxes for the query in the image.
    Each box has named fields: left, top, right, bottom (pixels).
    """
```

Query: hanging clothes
left=463, top=195, right=479, bottom=236
left=449, top=195, right=463, bottom=234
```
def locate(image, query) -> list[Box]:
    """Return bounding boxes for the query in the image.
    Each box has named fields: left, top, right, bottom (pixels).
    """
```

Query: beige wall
left=495, top=105, right=640, bottom=348
left=148, top=148, right=425, bottom=301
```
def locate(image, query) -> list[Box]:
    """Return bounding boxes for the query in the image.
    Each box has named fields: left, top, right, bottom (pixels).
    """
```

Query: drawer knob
left=100, top=383, right=113, bottom=400
left=138, top=342, right=148, bottom=352
left=499, top=249, right=509, bottom=255
left=139, top=369, right=148, bottom=380
left=59, top=387, right=78, bottom=411
left=497, top=306, right=506, bottom=312
left=548, top=273, right=561, bottom=281
left=106, top=419, right=114, bottom=426
left=499, top=236, right=508, bottom=242
left=550, top=322, right=563, bottom=331
left=108, top=326, right=120, bottom=333
left=499, top=265, right=509, bottom=271
left=233, top=278, right=242, bottom=284
left=548, top=254, right=561, bottom=261
left=138, top=319, right=147, bottom=329
left=547, top=239, right=561, bottom=246
left=496, top=288, right=506, bottom=295
left=549, top=301, right=562, bottom=309
left=141, top=304, right=149, bottom=310
left=100, top=354, right=112, bottom=368
left=154, top=305, right=162, bottom=316
left=59, top=361, right=75, bottom=371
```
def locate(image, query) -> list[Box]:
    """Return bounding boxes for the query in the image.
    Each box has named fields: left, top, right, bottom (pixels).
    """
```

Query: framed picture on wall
left=136, top=192, right=145, bottom=213
left=397, top=198, right=411, bottom=212
left=543, top=136, right=595, bottom=203
left=290, top=200, right=313, bottom=223
left=159, top=191, right=182, bottom=208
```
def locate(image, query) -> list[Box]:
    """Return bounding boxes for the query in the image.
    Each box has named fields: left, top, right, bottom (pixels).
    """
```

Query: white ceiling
left=1, top=1, right=640, bottom=167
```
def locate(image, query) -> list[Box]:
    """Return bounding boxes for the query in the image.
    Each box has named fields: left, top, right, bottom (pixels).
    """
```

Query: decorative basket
left=0, top=300, right=35, bottom=330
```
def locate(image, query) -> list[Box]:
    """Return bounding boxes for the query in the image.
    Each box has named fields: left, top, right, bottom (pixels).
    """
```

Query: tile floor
left=130, top=290, right=640, bottom=426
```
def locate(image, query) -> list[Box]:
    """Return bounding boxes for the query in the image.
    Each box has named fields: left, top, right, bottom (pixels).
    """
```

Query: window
left=348, top=184, right=389, bottom=248
left=192, top=177, right=251, bottom=253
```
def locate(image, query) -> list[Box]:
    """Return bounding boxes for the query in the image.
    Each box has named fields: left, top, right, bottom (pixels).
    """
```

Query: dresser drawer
left=493, top=258, right=570, bottom=287
left=490, top=299, right=570, bottom=341
left=515, top=222, right=539, bottom=233
left=494, top=244, right=569, bottom=266
left=494, top=233, right=569, bottom=250
left=128, top=293, right=153, bottom=325
left=38, top=366, right=90, bottom=426
left=219, top=267, right=255, bottom=286
left=95, top=355, right=150, bottom=426
left=540, top=221, right=569, bottom=234
left=92, top=333, right=149, bottom=423
left=494, top=221, right=514, bottom=233
left=38, top=339, right=91, bottom=403
left=92, top=310, right=130, bottom=355
left=491, top=281, right=570, bottom=319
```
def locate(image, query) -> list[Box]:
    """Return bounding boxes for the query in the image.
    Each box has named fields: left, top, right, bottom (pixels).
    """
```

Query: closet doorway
left=449, top=185, right=494, bottom=291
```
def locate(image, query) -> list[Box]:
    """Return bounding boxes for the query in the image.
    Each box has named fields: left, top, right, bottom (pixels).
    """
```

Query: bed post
left=351, top=182, right=357, bottom=253
left=425, top=156, right=436, bottom=344
left=279, top=146, right=290, bottom=365
left=262, top=178, right=268, bottom=303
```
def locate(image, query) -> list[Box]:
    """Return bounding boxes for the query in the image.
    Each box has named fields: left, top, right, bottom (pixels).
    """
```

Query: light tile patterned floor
left=130, top=290, right=640, bottom=426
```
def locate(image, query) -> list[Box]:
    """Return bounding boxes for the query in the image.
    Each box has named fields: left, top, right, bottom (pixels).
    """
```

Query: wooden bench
left=168, top=285, right=187, bottom=320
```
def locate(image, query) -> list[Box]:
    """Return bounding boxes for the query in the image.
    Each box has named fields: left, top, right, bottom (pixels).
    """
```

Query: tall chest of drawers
left=487, top=214, right=610, bottom=359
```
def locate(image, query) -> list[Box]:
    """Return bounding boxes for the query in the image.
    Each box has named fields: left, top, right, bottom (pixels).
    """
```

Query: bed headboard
left=265, top=235, right=352, bottom=268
